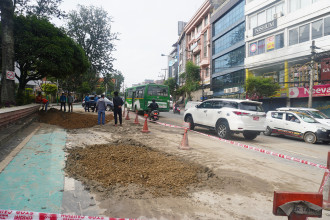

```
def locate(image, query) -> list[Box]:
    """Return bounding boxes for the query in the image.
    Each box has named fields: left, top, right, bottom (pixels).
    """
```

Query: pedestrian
left=113, top=91, right=123, bottom=126
left=60, top=92, right=67, bottom=112
left=93, top=94, right=98, bottom=112
left=41, top=97, right=49, bottom=112
left=84, top=94, right=90, bottom=112
left=67, top=92, right=74, bottom=112
left=96, top=94, right=107, bottom=125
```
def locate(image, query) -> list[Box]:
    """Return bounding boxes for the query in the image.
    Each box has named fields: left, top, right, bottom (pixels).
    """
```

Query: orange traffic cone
left=134, top=110, right=140, bottom=124
left=125, top=109, right=130, bottom=120
left=141, top=117, right=150, bottom=133
left=179, top=128, right=190, bottom=150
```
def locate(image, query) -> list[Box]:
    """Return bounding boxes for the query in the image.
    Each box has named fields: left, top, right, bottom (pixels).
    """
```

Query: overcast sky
left=57, top=0, right=205, bottom=88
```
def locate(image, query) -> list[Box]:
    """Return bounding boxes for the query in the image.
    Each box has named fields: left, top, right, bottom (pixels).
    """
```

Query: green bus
left=125, top=84, right=170, bottom=112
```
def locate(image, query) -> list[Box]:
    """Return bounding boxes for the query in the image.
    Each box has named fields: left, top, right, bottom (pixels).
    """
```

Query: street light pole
left=308, top=41, right=316, bottom=108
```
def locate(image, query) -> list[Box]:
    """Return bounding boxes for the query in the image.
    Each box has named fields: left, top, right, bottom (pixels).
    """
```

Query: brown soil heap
left=65, top=144, right=215, bottom=198
left=39, top=108, right=114, bottom=129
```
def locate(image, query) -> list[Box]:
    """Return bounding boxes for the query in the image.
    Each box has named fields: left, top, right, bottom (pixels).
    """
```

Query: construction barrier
left=0, top=210, right=137, bottom=220
left=319, top=152, right=330, bottom=209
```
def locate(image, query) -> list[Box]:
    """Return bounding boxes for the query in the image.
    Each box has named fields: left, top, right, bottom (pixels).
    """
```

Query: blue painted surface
left=0, top=128, right=66, bottom=213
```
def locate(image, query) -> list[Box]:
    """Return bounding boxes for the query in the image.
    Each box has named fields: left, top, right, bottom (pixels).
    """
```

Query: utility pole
left=308, top=41, right=316, bottom=108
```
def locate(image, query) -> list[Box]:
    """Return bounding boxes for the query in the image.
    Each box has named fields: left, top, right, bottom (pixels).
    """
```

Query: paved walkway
left=0, top=126, right=66, bottom=213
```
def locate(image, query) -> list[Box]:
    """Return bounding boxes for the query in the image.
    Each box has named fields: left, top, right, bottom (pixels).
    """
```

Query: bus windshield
left=147, top=86, right=168, bottom=97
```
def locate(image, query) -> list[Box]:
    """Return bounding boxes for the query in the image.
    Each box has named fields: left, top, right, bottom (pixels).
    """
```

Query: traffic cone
left=134, top=110, right=140, bottom=124
left=125, top=109, right=130, bottom=120
left=141, top=117, right=150, bottom=133
left=179, top=128, right=190, bottom=150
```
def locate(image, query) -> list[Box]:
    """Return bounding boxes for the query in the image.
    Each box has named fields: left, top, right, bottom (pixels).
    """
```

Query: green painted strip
left=0, top=129, right=66, bottom=213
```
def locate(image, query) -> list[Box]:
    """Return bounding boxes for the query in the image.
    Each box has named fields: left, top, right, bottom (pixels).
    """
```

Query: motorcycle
left=149, top=110, right=159, bottom=121
left=173, top=105, right=180, bottom=114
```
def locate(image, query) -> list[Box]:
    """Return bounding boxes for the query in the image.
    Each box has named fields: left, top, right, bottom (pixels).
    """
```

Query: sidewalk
left=0, top=125, right=66, bottom=213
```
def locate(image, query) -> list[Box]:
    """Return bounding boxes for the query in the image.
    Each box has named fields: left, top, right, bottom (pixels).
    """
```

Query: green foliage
left=96, top=86, right=105, bottom=95
left=66, top=5, right=119, bottom=76
left=41, top=83, right=57, bottom=96
left=180, top=61, right=201, bottom=100
left=13, top=15, right=89, bottom=97
left=163, top=77, right=177, bottom=98
left=16, top=88, right=35, bottom=105
left=78, top=81, right=91, bottom=95
left=245, top=76, right=280, bottom=99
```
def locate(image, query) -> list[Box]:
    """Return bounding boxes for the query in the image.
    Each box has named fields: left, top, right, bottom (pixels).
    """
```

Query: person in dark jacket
left=113, top=91, right=124, bottom=126
left=60, top=93, right=66, bottom=112
left=67, top=93, right=74, bottom=112
left=148, top=99, right=159, bottom=114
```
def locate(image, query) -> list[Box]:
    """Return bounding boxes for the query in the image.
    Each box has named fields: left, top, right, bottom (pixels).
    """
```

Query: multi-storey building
left=185, top=0, right=212, bottom=100
left=210, top=0, right=246, bottom=98
left=245, top=0, right=330, bottom=114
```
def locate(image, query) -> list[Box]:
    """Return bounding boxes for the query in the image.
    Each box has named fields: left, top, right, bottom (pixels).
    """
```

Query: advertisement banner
left=271, top=88, right=288, bottom=98
left=289, top=84, right=330, bottom=98
left=266, top=36, right=274, bottom=51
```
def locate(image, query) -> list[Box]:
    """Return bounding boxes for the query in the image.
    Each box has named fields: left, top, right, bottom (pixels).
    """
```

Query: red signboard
left=321, top=58, right=330, bottom=83
left=289, top=84, right=330, bottom=98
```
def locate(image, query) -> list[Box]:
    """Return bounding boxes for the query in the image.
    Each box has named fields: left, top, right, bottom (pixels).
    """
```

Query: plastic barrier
left=319, top=152, right=330, bottom=209
left=0, top=210, right=137, bottom=220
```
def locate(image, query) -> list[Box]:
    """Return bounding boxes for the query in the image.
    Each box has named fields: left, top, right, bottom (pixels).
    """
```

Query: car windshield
left=296, top=113, right=317, bottom=123
left=239, top=102, right=264, bottom=112
left=308, top=110, right=329, bottom=119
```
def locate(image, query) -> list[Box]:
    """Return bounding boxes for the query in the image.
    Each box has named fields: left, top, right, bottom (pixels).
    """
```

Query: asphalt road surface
left=159, top=109, right=330, bottom=167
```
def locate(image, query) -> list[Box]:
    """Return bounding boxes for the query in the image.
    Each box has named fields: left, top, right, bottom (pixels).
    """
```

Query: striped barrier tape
left=319, top=171, right=330, bottom=194
left=0, top=210, right=137, bottom=220
left=136, top=114, right=330, bottom=172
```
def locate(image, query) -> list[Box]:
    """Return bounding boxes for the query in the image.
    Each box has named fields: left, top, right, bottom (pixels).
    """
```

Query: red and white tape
left=319, top=172, right=330, bottom=194
left=0, top=210, right=136, bottom=220
left=140, top=115, right=329, bottom=172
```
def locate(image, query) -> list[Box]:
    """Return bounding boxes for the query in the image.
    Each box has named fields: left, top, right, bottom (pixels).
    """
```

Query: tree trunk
left=0, top=0, right=16, bottom=104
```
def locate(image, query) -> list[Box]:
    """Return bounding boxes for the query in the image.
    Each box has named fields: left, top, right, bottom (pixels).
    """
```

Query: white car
left=184, top=99, right=266, bottom=140
left=185, top=101, right=202, bottom=111
left=276, top=107, right=330, bottom=126
left=264, top=111, right=330, bottom=144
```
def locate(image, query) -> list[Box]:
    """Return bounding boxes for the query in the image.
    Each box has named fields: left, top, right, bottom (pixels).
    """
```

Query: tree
left=181, top=61, right=200, bottom=100
left=0, top=0, right=65, bottom=104
left=66, top=5, right=118, bottom=76
left=163, top=77, right=177, bottom=99
left=12, top=15, right=89, bottom=101
left=245, top=76, right=280, bottom=100
left=41, top=83, right=57, bottom=97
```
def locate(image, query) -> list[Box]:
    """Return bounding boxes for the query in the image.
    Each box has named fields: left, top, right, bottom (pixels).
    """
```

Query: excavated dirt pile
left=65, top=142, right=217, bottom=198
left=38, top=108, right=114, bottom=129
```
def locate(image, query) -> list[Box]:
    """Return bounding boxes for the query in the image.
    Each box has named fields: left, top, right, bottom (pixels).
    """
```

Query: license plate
left=253, top=116, right=259, bottom=121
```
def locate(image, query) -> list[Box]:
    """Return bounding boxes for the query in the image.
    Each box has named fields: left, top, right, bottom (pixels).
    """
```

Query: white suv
left=184, top=99, right=266, bottom=140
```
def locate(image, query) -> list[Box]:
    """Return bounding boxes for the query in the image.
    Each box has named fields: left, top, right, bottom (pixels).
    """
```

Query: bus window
left=147, top=86, right=168, bottom=96
left=128, top=90, right=133, bottom=98
left=136, top=86, right=145, bottom=98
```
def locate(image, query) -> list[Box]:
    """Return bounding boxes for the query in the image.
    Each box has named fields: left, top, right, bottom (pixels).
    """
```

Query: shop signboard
left=253, top=19, right=277, bottom=36
left=321, top=58, right=330, bottom=82
left=271, top=87, right=288, bottom=98
left=289, top=84, right=330, bottom=98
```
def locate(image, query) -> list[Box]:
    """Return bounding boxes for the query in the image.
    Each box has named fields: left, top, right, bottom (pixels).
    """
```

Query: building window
left=213, top=22, right=245, bottom=55
left=204, top=16, right=208, bottom=27
left=258, top=39, right=265, bottom=54
left=213, top=0, right=245, bottom=37
left=325, top=17, right=330, bottom=36
left=275, top=33, right=284, bottom=49
left=289, top=0, right=321, bottom=13
left=213, top=46, right=245, bottom=74
left=212, top=70, right=245, bottom=93
left=205, top=67, right=209, bottom=77
left=197, top=23, right=202, bottom=33
left=289, top=28, right=299, bottom=46
left=203, top=31, right=208, bottom=58
left=299, top=23, right=310, bottom=43
left=195, top=53, right=200, bottom=65
left=248, top=33, right=284, bottom=56
left=312, top=20, right=323, bottom=39
left=248, top=2, right=284, bottom=30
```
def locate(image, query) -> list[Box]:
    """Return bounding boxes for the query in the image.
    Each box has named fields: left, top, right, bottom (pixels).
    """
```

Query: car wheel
left=216, top=121, right=231, bottom=139
left=186, top=116, right=195, bottom=130
left=304, top=132, right=317, bottom=144
left=243, top=131, right=259, bottom=140
left=264, top=126, right=272, bottom=136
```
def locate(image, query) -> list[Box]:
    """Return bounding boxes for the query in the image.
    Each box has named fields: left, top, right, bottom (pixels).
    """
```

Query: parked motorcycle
left=149, top=110, right=159, bottom=121
left=173, top=106, right=180, bottom=114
